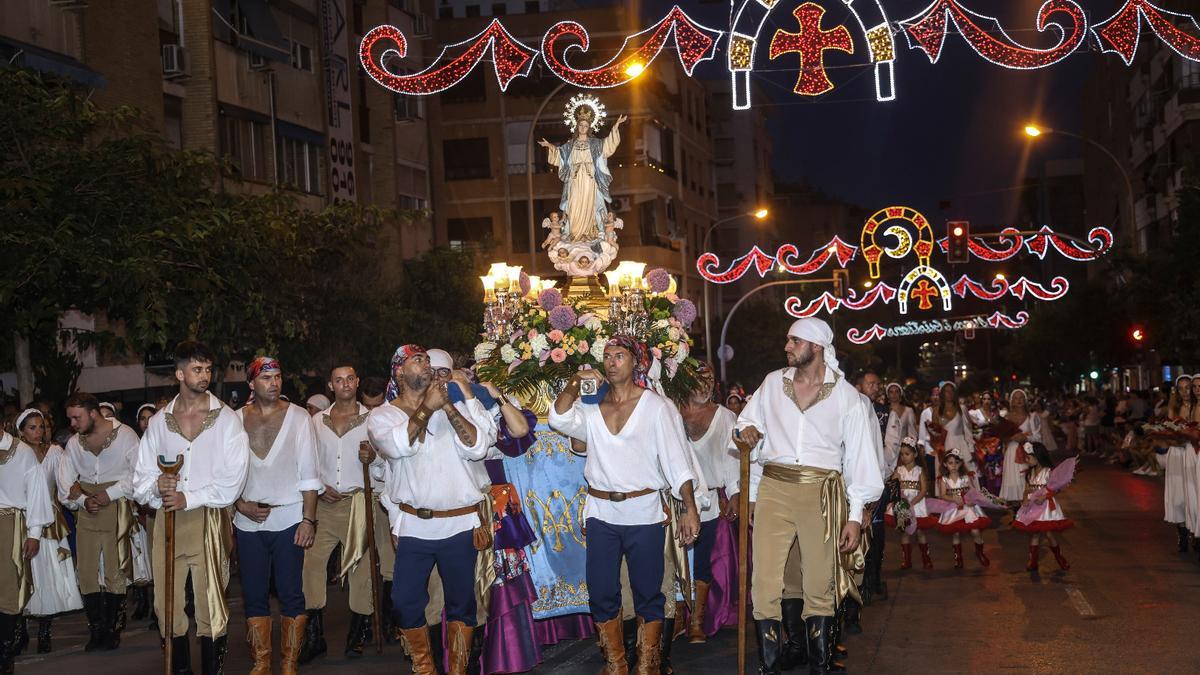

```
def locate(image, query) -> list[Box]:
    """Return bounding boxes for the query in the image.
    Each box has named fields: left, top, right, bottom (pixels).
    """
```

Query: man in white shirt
left=549, top=335, right=700, bottom=674
left=59, top=392, right=139, bottom=651
left=235, top=356, right=321, bottom=674
left=0, top=429, right=52, bottom=673
left=300, top=364, right=381, bottom=663
left=736, top=318, right=883, bottom=675
left=368, top=345, right=498, bottom=674
left=132, top=341, right=250, bottom=674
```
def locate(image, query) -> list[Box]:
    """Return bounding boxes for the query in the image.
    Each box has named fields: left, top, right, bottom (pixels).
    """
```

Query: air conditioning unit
left=161, top=45, right=190, bottom=80
left=413, top=13, right=431, bottom=37
left=611, top=196, right=632, bottom=213
left=249, top=53, right=271, bottom=71
left=49, top=0, right=88, bottom=9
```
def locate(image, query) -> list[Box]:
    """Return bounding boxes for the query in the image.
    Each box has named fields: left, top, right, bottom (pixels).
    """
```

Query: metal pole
left=526, top=82, right=566, bottom=271
left=1048, top=129, right=1137, bottom=243
left=718, top=279, right=833, bottom=383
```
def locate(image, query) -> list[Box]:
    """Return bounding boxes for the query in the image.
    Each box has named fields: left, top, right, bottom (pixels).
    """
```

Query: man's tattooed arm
left=442, top=404, right=478, bottom=447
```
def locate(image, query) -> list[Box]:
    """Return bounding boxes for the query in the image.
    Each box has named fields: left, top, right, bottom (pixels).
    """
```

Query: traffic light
left=947, top=221, right=970, bottom=263
left=1131, top=327, right=1146, bottom=343
left=832, top=268, right=849, bottom=299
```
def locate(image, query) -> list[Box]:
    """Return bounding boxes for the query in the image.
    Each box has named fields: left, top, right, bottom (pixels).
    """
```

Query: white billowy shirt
left=38, top=445, right=65, bottom=497
left=57, top=421, right=139, bottom=510
left=133, top=392, right=250, bottom=511
left=734, top=367, right=884, bottom=522
left=312, top=402, right=383, bottom=493
left=368, top=398, right=498, bottom=540
left=883, top=406, right=916, bottom=474
left=0, top=432, right=54, bottom=538
left=688, top=406, right=740, bottom=523
left=234, top=403, right=322, bottom=532
left=549, top=389, right=699, bottom=527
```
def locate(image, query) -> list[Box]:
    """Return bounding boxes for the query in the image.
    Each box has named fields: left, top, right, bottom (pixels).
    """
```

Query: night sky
left=629, top=0, right=1122, bottom=226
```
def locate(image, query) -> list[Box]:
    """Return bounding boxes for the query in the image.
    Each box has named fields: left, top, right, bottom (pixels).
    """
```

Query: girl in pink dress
left=885, top=440, right=937, bottom=569
left=1012, top=442, right=1073, bottom=571
left=936, top=448, right=992, bottom=569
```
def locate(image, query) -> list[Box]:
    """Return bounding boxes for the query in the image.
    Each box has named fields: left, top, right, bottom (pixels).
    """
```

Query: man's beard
left=77, top=418, right=94, bottom=435
left=402, top=372, right=432, bottom=392
left=185, top=379, right=209, bottom=395
left=787, top=348, right=816, bottom=368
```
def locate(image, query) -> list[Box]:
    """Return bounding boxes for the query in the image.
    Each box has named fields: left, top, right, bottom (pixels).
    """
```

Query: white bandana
left=787, top=318, right=842, bottom=375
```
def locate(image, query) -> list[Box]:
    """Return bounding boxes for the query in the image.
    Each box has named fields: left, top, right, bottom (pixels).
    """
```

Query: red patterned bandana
left=606, top=335, right=650, bottom=388
left=387, top=344, right=427, bottom=401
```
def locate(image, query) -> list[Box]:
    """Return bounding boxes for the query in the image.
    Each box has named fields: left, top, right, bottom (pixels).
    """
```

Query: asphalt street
left=17, top=459, right=1200, bottom=673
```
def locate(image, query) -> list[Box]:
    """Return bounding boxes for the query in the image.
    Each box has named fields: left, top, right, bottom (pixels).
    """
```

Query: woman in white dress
left=15, top=408, right=82, bottom=654
left=883, top=383, right=916, bottom=474
left=999, top=389, right=1043, bottom=503
left=1186, top=377, right=1200, bottom=544
left=919, top=382, right=975, bottom=478
left=1156, top=377, right=1193, bottom=551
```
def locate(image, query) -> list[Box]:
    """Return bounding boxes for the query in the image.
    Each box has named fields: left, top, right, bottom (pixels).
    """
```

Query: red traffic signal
left=947, top=221, right=970, bottom=263
left=1131, top=327, right=1146, bottom=342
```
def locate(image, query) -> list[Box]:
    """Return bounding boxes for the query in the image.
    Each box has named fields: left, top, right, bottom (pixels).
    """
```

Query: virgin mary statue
left=538, top=94, right=626, bottom=243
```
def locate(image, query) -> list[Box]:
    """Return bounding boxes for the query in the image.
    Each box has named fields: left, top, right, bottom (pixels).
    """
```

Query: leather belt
left=397, top=501, right=483, bottom=520
left=586, top=487, right=656, bottom=503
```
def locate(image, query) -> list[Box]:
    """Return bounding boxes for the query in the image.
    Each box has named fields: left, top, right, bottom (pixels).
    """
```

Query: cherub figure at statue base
left=548, top=210, right=623, bottom=277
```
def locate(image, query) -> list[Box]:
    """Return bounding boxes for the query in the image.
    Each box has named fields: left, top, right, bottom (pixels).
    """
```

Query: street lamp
left=1024, top=123, right=1136, bottom=245
left=701, top=208, right=770, bottom=363
left=624, top=62, right=645, bottom=78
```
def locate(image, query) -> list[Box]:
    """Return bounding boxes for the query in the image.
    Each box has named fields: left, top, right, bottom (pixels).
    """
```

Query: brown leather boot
left=245, top=616, right=272, bottom=675
left=688, top=581, right=710, bottom=643
left=446, top=621, right=475, bottom=675
left=279, top=614, right=307, bottom=675
left=400, top=626, right=438, bottom=675
left=634, top=618, right=663, bottom=675
left=594, top=617, right=628, bottom=675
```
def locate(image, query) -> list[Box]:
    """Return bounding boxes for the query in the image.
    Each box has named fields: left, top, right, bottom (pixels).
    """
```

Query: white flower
left=499, top=344, right=517, bottom=364
left=474, top=342, right=497, bottom=361
left=676, top=341, right=689, bottom=360
left=585, top=316, right=604, bottom=332
left=668, top=326, right=683, bottom=342
left=590, top=336, right=607, bottom=361
left=653, top=319, right=670, bottom=329
left=530, top=334, right=550, bottom=356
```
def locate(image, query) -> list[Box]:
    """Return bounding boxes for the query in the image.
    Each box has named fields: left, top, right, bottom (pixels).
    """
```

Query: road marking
left=1064, top=585, right=1096, bottom=617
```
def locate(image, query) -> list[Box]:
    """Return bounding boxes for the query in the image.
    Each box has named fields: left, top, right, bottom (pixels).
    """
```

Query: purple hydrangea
left=672, top=298, right=698, bottom=327
left=548, top=305, right=578, bottom=332
left=518, top=271, right=532, bottom=297
left=538, top=288, right=562, bottom=311
left=646, top=267, right=671, bottom=293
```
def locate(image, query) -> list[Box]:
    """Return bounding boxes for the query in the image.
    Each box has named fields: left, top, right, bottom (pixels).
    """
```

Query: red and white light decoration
left=1093, top=0, right=1200, bottom=65
left=697, top=238, right=856, bottom=285
left=769, top=3, right=855, bottom=97
left=541, top=5, right=723, bottom=89
left=900, top=0, right=1088, bottom=69
left=934, top=225, right=1113, bottom=261
left=861, top=206, right=935, bottom=279
left=845, top=311, right=1030, bottom=344
left=359, top=20, right=537, bottom=95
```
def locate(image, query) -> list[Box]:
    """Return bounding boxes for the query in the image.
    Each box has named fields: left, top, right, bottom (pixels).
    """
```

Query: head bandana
left=606, top=335, right=650, bottom=387
left=427, top=349, right=454, bottom=371
left=15, top=408, right=42, bottom=432
left=725, top=384, right=747, bottom=404
left=386, top=344, right=427, bottom=402
left=886, top=382, right=903, bottom=395
left=787, top=318, right=841, bottom=375
left=136, top=403, right=157, bottom=418
left=246, top=356, right=281, bottom=405
left=1008, top=388, right=1028, bottom=408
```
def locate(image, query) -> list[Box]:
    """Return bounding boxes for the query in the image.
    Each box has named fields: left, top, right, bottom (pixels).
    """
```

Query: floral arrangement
left=473, top=271, right=704, bottom=404
left=1140, top=419, right=1199, bottom=444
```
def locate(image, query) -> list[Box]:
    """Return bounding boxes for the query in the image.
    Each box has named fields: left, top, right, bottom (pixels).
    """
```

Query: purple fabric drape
left=701, top=517, right=743, bottom=635
left=533, top=613, right=595, bottom=645
left=482, top=574, right=541, bottom=674
left=494, top=409, right=539, bottom=457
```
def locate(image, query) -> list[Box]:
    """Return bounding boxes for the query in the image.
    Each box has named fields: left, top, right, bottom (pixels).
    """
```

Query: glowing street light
left=754, top=207, right=770, bottom=219
left=995, top=272, right=1006, bottom=281
left=624, top=62, right=645, bottom=78
left=1024, top=124, right=1044, bottom=137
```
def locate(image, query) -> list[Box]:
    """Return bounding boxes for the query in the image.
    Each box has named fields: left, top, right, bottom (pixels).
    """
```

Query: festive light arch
left=845, top=311, right=1030, bottom=344
left=897, top=265, right=953, bottom=313
left=1093, top=0, right=1200, bottom=65
left=860, top=206, right=934, bottom=279
left=359, top=21, right=537, bottom=95
left=899, top=0, right=1088, bottom=69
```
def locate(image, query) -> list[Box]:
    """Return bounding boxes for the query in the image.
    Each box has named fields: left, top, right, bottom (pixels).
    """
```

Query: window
left=492, top=3, right=506, bottom=15
left=524, top=1, right=539, bottom=12
left=443, top=138, right=491, bottom=180
left=394, top=93, right=425, bottom=120
left=396, top=164, right=429, bottom=211
left=447, top=217, right=493, bottom=251
left=441, top=68, right=487, bottom=104
left=438, top=6, right=453, bottom=19
left=289, top=40, right=313, bottom=72
left=164, top=95, right=183, bottom=150
left=1183, top=57, right=1200, bottom=89
left=277, top=136, right=323, bottom=194
left=465, top=5, right=481, bottom=17
left=220, top=115, right=269, bottom=181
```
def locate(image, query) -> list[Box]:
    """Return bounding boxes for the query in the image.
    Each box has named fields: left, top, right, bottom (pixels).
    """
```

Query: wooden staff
left=157, top=455, right=185, bottom=675
left=733, top=435, right=752, bottom=675
left=361, top=443, right=384, bottom=655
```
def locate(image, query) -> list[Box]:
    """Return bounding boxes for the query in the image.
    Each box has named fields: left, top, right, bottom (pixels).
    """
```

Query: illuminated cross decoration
left=910, top=279, right=940, bottom=310
left=769, top=2, right=855, bottom=97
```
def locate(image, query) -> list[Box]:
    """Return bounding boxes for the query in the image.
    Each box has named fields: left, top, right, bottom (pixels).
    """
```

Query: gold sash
left=45, top=506, right=72, bottom=561
left=473, top=496, right=496, bottom=619
left=761, top=464, right=866, bottom=606
left=80, top=481, right=135, bottom=580
left=338, top=491, right=369, bottom=581
left=663, top=492, right=693, bottom=612
left=0, top=508, right=33, bottom=611
left=201, top=507, right=233, bottom=638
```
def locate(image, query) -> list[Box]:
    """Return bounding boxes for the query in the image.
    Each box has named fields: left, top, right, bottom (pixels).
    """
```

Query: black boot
left=0, top=613, right=15, bottom=675
left=13, top=617, right=27, bottom=656
left=779, top=599, right=808, bottom=670
left=428, top=623, right=444, bottom=674
left=660, top=616, right=675, bottom=674
left=622, top=618, right=638, bottom=670
left=105, top=592, right=127, bottom=649
left=131, top=586, right=148, bottom=621
left=381, top=581, right=396, bottom=643
left=344, top=612, right=370, bottom=658
left=466, top=628, right=484, bottom=675
left=83, top=593, right=107, bottom=651
left=755, top=619, right=783, bottom=675
left=805, top=616, right=845, bottom=674
left=1178, top=525, right=1190, bottom=553
left=169, top=635, right=193, bottom=674
left=844, top=598, right=862, bottom=636
left=299, top=608, right=326, bottom=664
left=36, top=618, right=51, bottom=654
left=199, top=635, right=227, bottom=675
left=830, top=604, right=848, bottom=660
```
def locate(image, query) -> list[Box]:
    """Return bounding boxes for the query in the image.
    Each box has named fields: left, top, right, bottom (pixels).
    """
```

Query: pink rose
left=528, top=329, right=538, bottom=341
left=651, top=347, right=663, bottom=359
left=550, top=348, right=567, bottom=363
left=548, top=329, right=565, bottom=342
left=577, top=340, right=589, bottom=354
